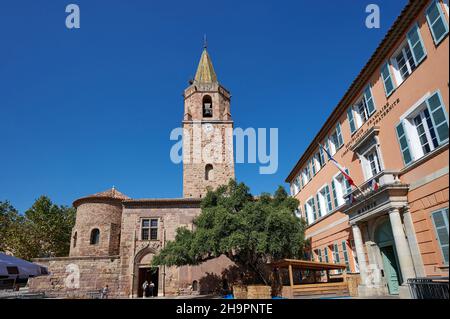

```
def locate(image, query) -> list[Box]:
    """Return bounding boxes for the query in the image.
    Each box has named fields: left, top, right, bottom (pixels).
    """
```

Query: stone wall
left=70, top=201, right=122, bottom=257
left=183, top=122, right=235, bottom=198
left=29, top=256, right=121, bottom=298
left=182, top=82, right=235, bottom=199
left=118, top=202, right=234, bottom=297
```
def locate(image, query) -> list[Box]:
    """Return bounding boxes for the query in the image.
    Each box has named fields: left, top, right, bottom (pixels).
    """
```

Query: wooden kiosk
left=270, top=259, right=350, bottom=298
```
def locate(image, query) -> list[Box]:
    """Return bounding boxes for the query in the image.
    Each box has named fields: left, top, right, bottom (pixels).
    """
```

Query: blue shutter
left=344, top=169, right=352, bottom=195
left=331, top=179, right=338, bottom=208
left=363, top=85, right=376, bottom=116
left=336, top=123, right=344, bottom=147
left=426, top=0, right=449, bottom=45
left=347, top=107, right=356, bottom=134
left=381, top=62, right=395, bottom=97
left=407, top=24, right=427, bottom=65
left=325, top=139, right=331, bottom=160
left=396, top=121, right=413, bottom=165
left=333, top=243, right=340, bottom=263
left=325, top=185, right=333, bottom=212
left=304, top=203, right=309, bottom=225
left=426, top=91, right=449, bottom=145
left=311, top=198, right=317, bottom=221
left=324, top=247, right=329, bottom=263
left=319, top=145, right=326, bottom=166
left=431, top=208, right=449, bottom=265
left=316, top=194, right=322, bottom=217
left=342, top=241, right=351, bottom=272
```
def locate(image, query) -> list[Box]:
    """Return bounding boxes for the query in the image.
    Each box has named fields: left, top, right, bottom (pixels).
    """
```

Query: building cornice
left=123, top=198, right=202, bottom=209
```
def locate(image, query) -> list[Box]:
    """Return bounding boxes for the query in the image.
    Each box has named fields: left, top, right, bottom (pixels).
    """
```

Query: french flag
left=370, top=179, right=379, bottom=192
left=319, top=144, right=356, bottom=187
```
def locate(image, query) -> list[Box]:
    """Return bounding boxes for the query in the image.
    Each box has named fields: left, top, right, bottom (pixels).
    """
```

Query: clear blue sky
left=0, top=0, right=408, bottom=212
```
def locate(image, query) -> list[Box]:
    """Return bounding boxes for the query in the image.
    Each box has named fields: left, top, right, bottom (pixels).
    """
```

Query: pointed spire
left=194, top=40, right=217, bottom=84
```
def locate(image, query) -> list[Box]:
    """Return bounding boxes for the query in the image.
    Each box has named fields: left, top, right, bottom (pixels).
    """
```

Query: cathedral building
left=29, top=47, right=235, bottom=298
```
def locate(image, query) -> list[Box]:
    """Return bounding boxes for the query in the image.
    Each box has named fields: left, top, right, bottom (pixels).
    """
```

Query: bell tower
left=182, top=45, right=235, bottom=198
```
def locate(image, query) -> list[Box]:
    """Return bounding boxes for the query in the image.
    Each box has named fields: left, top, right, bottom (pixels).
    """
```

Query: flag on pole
left=369, top=179, right=379, bottom=192
left=319, top=143, right=356, bottom=187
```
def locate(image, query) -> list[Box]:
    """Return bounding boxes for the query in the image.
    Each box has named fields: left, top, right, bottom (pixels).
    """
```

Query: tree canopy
left=0, top=196, right=75, bottom=260
left=152, top=180, right=306, bottom=284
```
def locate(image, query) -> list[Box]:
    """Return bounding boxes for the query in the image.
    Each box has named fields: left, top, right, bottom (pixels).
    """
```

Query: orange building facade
left=286, top=0, right=449, bottom=298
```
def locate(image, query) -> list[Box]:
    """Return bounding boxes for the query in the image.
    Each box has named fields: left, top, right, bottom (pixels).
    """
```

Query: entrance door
left=137, top=267, right=159, bottom=297
left=380, top=245, right=400, bottom=295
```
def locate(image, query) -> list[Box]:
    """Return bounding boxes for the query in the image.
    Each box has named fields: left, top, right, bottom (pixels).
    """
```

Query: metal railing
left=408, top=277, right=449, bottom=299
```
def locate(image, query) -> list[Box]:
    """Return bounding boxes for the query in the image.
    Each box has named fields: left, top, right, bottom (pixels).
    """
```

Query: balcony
left=346, top=170, right=403, bottom=203
left=342, top=170, right=409, bottom=223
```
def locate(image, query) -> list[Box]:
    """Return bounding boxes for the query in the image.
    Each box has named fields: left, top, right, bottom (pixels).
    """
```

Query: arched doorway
left=375, top=219, right=402, bottom=295
left=134, top=248, right=160, bottom=297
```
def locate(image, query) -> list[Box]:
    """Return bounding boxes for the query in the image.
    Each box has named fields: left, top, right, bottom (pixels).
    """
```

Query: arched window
left=205, top=164, right=213, bottom=181
left=192, top=280, right=198, bottom=292
left=90, top=228, right=100, bottom=245
left=202, top=95, right=213, bottom=118
left=73, top=232, right=77, bottom=248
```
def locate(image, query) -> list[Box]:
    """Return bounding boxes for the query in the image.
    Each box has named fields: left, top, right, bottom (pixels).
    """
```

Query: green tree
left=152, top=180, right=306, bottom=284
left=0, top=201, right=22, bottom=253
left=22, top=196, right=76, bottom=259
left=0, top=197, right=76, bottom=260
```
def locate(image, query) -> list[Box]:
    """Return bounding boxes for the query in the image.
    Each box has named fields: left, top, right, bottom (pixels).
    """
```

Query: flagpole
left=317, top=143, right=366, bottom=200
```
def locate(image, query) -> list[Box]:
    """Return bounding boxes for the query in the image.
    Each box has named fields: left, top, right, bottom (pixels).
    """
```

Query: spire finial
left=203, top=34, right=208, bottom=49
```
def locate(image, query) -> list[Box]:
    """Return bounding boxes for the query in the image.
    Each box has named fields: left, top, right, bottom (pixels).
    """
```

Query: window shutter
left=316, top=194, right=322, bottom=217
left=336, top=123, right=344, bottom=147
left=311, top=158, right=316, bottom=176
left=331, top=179, right=338, bottom=208
left=426, top=0, right=449, bottom=45
left=311, top=198, right=317, bottom=221
left=325, top=139, right=331, bottom=159
left=431, top=209, right=449, bottom=265
left=319, top=145, right=326, bottom=166
left=333, top=243, right=340, bottom=263
left=381, top=62, right=395, bottom=97
left=318, top=249, right=323, bottom=263
left=363, top=85, right=376, bottom=115
left=324, top=247, right=329, bottom=263
left=342, top=241, right=351, bottom=272
left=325, top=185, right=333, bottom=212
left=344, top=169, right=352, bottom=194
left=395, top=121, right=413, bottom=165
left=347, top=107, right=356, bottom=134
left=304, top=204, right=309, bottom=225
left=426, top=91, right=449, bottom=145
left=407, top=24, right=427, bottom=65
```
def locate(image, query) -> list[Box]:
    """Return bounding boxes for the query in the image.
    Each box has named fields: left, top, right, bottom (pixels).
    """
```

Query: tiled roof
left=90, top=188, right=130, bottom=200
left=73, top=187, right=130, bottom=207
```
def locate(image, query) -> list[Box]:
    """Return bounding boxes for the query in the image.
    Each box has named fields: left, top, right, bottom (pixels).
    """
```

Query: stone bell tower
left=182, top=45, right=235, bottom=198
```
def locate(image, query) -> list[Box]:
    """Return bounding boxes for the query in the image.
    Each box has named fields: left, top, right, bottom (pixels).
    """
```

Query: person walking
left=149, top=281, right=155, bottom=297
left=142, top=280, right=149, bottom=299
left=100, top=285, right=109, bottom=299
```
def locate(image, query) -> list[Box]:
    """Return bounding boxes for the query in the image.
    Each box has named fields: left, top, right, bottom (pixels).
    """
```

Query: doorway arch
left=133, top=247, right=160, bottom=297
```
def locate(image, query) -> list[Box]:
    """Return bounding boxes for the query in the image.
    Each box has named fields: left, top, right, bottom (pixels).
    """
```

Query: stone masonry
left=29, top=47, right=237, bottom=298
